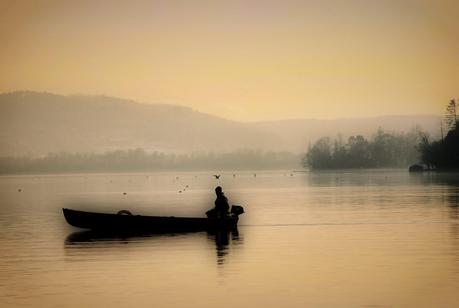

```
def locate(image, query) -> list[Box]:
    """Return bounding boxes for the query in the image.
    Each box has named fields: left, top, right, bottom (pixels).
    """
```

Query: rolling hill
left=0, top=91, right=441, bottom=157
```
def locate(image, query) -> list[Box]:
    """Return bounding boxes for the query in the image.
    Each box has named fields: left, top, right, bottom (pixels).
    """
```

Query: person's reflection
left=215, top=230, right=229, bottom=265
left=208, top=228, right=242, bottom=266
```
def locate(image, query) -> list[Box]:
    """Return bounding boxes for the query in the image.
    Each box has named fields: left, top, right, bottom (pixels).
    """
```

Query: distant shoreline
left=1, top=167, right=434, bottom=177
left=0, top=168, right=300, bottom=177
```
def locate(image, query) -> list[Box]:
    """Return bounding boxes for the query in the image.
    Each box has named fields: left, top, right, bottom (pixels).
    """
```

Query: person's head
left=215, top=186, right=223, bottom=195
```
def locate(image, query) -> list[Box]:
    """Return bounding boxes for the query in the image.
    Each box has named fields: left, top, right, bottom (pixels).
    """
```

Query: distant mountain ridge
left=0, top=91, right=441, bottom=157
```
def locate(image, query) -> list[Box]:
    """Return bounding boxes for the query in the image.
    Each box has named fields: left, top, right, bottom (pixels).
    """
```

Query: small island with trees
left=303, top=100, right=458, bottom=171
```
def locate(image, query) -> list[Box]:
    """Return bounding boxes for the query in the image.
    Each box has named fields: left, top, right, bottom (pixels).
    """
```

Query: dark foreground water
left=0, top=170, right=458, bottom=307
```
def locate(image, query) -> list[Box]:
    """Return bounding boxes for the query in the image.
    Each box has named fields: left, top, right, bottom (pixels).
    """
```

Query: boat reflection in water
left=64, top=228, right=243, bottom=267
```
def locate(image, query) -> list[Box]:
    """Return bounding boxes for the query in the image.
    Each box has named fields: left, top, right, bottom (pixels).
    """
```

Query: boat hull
left=63, top=208, right=239, bottom=234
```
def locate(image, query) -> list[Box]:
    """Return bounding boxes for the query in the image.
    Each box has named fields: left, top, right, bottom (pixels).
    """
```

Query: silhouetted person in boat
left=206, top=186, right=244, bottom=219
left=205, top=187, right=227, bottom=218
left=214, top=186, right=229, bottom=218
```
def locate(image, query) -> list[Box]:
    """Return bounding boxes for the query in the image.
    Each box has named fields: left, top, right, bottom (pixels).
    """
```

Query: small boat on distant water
left=62, top=206, right=244, bottom=234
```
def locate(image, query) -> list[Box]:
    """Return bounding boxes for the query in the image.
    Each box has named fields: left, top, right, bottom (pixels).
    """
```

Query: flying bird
left=213, top=174, right=221, bottom=179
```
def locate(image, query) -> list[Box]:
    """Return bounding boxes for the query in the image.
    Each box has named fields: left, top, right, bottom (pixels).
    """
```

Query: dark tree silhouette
left=420, top=99, right=459, bottom=170
left=445, top=99, right=457, bottom=131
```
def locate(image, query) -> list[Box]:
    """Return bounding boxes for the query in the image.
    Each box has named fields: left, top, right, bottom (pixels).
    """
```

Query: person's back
left=214, top=186, right=229, bottom=217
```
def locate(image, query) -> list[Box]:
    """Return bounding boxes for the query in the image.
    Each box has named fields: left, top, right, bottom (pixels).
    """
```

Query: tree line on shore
left=303, top=99, right=458, bottom=170
left=302, top=128, right=424, bottom=169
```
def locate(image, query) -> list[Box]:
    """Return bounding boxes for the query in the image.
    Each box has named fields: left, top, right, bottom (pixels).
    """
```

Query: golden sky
left=0, top=0, right=458, bottom=121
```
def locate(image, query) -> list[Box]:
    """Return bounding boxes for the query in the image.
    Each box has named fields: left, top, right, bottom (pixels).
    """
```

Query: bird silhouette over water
left=213, top=174, right=221, bottom=179
left=178, top=185, right=190, bottom=193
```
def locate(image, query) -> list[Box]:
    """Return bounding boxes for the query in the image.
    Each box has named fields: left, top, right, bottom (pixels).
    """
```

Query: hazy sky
left=1, top=0, right=458, bottom=121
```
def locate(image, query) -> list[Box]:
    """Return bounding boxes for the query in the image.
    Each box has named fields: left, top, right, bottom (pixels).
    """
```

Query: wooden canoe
left=63, top=208, right=242, bottom=234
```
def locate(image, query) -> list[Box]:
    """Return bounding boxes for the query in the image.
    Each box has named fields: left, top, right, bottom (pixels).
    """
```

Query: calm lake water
left=1, top=170, right=458, bottom=307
